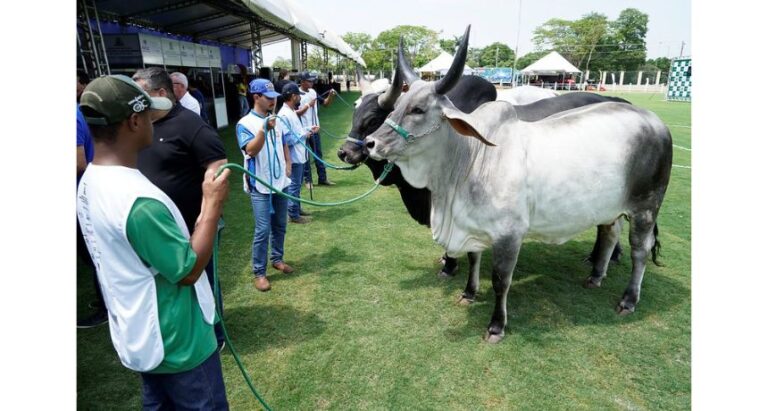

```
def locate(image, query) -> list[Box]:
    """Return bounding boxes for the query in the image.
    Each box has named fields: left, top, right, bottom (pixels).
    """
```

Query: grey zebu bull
left=338, top=42, right=626, bottom=293
left=364, top=26, right=672, bottom=343
left=338, top=42, right=497, bottom=281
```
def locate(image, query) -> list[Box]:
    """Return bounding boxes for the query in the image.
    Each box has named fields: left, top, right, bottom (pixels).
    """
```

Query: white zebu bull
left=496, top=85, right=558, bottom=105
left=364, top=26, right=673, bottom=343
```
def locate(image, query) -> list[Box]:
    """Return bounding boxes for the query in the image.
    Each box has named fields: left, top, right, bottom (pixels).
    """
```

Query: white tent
left=520, top=51, right=581, bottom=75
left=418, top=51, right=474, bottom=76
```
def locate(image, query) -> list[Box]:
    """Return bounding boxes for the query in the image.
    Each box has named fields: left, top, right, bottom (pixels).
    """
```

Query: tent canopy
left=418, top=51, right=473, bottom=75
left=520, top=51, right=581, bottom=75
left=90, top=0, right=365, bottom=67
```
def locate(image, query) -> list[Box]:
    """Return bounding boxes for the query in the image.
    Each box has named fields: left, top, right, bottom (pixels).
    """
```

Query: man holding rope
left=278, top=81, right=318, bottom=224
left=296, top=71, right=336, bottom=188
left=236, top=78, right=295, bottom=292
left=77, top=75, right=231, bottom=409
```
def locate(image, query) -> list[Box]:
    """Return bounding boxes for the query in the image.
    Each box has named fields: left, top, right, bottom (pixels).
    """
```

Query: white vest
left=77, top=165, right=215, bottom=372
left=278, top=104, right=308, bottom=164
left=237, top=112, right=292, bottom=194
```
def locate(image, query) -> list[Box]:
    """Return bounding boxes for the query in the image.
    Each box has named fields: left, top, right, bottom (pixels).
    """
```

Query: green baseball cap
left=80, top=75, right=172, bottom=125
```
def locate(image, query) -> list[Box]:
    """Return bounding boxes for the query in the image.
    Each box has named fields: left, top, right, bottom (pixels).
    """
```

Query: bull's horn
left=356, top=67, right=373, bottom=95
left=397, top=36, right=420, bottom=84
left=378, top=49, right=404, bottom=110
left=435, top=25, right=470, bottom=95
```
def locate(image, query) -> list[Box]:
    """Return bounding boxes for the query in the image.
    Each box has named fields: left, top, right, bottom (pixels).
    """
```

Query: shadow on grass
left=395, top=239, right=689, bottom=343
left=267, top=245, right=359, bottom=284
left=219, top=304, right=327, bottom=355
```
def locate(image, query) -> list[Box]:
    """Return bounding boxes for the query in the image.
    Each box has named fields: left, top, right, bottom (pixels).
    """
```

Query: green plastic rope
left=215, top=162, right=393, bottom=207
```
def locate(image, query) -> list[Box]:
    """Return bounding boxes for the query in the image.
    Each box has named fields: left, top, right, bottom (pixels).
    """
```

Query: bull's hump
left=469, top=101, right=518, bottom=139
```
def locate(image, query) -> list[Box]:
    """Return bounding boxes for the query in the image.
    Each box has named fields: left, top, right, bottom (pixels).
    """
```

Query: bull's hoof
left=483, top=331, right=504, bottom=344
left=615, top=301, right=636, bottom=316
left=583, top=275, right=603, bottom=288
left=437, top=266, right=458, bottom=279
left=457, top=296, right=474, bottom=306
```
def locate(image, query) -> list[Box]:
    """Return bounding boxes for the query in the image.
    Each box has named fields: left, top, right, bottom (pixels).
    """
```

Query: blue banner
left=476, top=67, right=516, bottom=83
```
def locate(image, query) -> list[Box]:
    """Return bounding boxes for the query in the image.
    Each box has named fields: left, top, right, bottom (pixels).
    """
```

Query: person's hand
left=266, top=117, right=276, bottom=130
left=330, top=89, right=337, bottom=96
left=202, top=168, right=230, bottom=209
left=286, top=167, right=292, bottom=178
left=310, top=125, right=320, bottom=134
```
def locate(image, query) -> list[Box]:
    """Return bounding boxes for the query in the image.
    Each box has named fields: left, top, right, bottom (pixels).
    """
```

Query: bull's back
left=517, top=102, right=669, bottom=243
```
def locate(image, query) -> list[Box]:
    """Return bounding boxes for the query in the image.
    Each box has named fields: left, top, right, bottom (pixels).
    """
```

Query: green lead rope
left=215, top=162, right=393, bottom=207
left=209, top=161, right=394, bottom=409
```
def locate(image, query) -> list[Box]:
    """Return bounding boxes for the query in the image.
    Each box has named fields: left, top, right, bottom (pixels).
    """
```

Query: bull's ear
left=441, top=105, right=496, bottom=147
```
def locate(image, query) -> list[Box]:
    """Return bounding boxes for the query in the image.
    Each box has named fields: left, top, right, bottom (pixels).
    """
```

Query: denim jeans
left=140, top=351, right=229, bottom=410
left=250, top=190, right=288, bottom=276
left=238, top=95, right=249, bottom=117
left=303, top=133, right=327, bottom=184
left=287, top=162, right=305, bottom=219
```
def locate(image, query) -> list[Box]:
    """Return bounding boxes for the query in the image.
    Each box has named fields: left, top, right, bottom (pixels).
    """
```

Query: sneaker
left=317, top=180, right=336, bottom=186
left=290, top=216, right=311, bottom=224
left=77, top=309, right=108, bottom=329
left=254, top=276, right=271, bottom=292
left=299, top=209, right=312, bottom=216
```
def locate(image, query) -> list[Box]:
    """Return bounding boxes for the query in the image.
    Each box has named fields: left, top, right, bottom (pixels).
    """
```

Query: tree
left=271, top=56, right=294, bottom=70
left=373, top=25, right=440, bottom=69
left=479, top=42, right=515, bottom=67
left=342, top=32, right=373, bottom=55
left=439, top=38, right=457, bottom=54
left=531, top=8, right=649, bottom=72
left=609, top=8, right=648, bottom=70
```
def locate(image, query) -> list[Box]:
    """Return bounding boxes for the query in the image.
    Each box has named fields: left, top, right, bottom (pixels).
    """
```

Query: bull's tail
left=651, top=223, right=663, bottom=266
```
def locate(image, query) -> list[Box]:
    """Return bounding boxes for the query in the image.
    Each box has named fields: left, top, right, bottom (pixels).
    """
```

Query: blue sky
left=264, top=0, right=690, bottom=65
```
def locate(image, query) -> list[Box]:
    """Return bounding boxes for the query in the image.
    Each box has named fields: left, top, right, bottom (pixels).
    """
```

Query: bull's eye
left=409, top=106, right=425, bottom=115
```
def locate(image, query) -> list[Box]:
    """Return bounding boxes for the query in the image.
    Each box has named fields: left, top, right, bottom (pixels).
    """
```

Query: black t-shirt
left=138, top=104, right=226, bottom=233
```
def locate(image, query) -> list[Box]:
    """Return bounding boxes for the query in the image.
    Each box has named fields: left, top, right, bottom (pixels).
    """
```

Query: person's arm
left=77, top=146, right=87, bottom=174
left=322, top=90, right=336, bottom=106
left=295, top=99, right=314, bottom=117
left=126, top=170, right=229, bottom=286
left=180, top=169, right=229, bottom=285
left=284, top=142, right=291, bottom=177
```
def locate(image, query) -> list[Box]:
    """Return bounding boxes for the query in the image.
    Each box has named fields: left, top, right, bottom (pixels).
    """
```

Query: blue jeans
left=303, top=133, right=327, bottom=184
left=140, top=351, right=229, bottom=410
left=238, top=95, right=249, bottom=117
left=287, top=162, right=305, bottom=219
left=250, top=190, right=288, bottom=276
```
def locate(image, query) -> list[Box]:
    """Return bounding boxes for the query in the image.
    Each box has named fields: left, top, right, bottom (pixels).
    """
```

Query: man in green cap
left=77, top=75, right=231, bottom=409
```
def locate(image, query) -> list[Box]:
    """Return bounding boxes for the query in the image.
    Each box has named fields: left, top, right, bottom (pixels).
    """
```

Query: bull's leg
left=438, top=254, right=459, bottom=278
left=585, top=220, right=624, bottom=263
left=616, top=211, right=656, bottom=315
left=458, top=252, right=482, bottom=305
left=484, top=236, right=522, bottom=344
left=584, top=220, right=622, bottom=288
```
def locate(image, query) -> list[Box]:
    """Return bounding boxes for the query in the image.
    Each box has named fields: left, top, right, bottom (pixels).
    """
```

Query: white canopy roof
left=242, top=0, right=366, bottom=67
left=418, top=51, right=473, bottom=75
left=520, top=51, right=581, bottom=75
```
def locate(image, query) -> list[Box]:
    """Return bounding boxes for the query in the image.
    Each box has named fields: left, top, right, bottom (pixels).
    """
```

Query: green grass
left=77, top=91, right=690, bottom=409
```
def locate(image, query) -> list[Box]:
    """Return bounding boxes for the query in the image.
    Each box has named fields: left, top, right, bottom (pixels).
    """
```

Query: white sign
left=179, top=41, right=196, bottom=67
left=195, top=43, right=209, bottom=67
left=138, top=33, right=163, bottom=65
left=161, top=38, right=181, bottom=66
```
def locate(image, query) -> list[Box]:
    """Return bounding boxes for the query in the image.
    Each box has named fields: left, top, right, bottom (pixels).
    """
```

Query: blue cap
left=248, top=78, right=280, bottom=98
left=281, top=81, right=301, bottom=96
left=299, top=71, right=317, bottom=82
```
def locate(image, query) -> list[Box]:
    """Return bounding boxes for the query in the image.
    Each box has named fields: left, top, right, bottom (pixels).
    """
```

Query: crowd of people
left=76, top=65, right=339, bottom=408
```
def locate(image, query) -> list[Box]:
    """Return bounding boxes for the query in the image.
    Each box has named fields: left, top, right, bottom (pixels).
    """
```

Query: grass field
left=77, top=91, right=690, bottom=409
